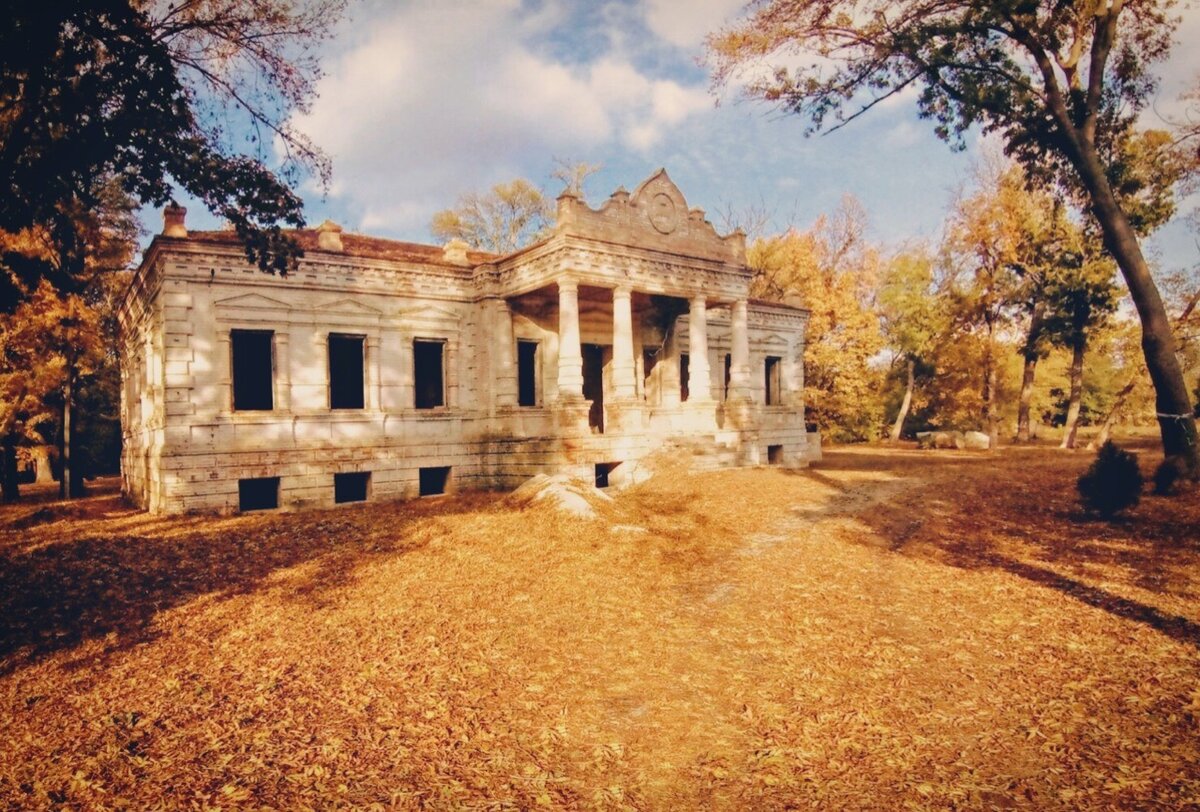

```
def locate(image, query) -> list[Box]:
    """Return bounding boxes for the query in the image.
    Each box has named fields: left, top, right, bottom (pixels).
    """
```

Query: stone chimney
left=442, top=238, right=471, bottom=266
left=163, top=203, right=187, bottom=238
left=316, top=219, right=344, bottom=252
left=728, top=227, right=747, bottom=264
left=555, top=189, right=580, bottom=229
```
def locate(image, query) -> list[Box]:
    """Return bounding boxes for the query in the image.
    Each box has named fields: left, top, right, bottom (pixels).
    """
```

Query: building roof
left=175, top=229, right=500, bottom=268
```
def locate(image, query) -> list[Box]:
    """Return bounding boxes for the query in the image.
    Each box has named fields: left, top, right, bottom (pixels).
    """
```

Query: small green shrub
left=1077, top=441, right=1143, bottom=517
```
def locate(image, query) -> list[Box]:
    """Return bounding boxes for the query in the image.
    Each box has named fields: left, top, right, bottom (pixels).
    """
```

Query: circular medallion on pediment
left=649, top=192, right=678, bottom=234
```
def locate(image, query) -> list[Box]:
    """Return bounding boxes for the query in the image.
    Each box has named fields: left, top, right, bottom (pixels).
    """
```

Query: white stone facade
left=119, top=170, right=816, bottom=514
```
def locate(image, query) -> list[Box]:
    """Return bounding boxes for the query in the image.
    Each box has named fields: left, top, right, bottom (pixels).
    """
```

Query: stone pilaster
left=275, top=332, right=291, bottom=411
left=493, top=298, right=517, bottom=408
left=367, top=335, right=381, bottom=411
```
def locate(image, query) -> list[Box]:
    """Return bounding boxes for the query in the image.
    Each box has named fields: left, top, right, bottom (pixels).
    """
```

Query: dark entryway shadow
left=0, top=492, right=496, bottom=677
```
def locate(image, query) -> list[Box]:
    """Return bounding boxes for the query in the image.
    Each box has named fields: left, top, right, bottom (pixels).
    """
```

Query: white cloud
left=643, top=0, right=747, bottom=49
left=291, top=0, right=712, bottom=238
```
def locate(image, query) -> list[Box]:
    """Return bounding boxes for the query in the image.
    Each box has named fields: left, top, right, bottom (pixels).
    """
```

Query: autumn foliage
left=2, top=446, right=1198, bottom=807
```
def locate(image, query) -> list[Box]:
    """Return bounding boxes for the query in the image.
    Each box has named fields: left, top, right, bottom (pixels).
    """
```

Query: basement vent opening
left=767, top=445, right=784, bottom=465
left=239, top=476, right=280, bottom=511
left=595, top=461, right=621, bottom=488
left=334, top=471, right=370, bottom=504
left=419, top=466, right=451, bottom=496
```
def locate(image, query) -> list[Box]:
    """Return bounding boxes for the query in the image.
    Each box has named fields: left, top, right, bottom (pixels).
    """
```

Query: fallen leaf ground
left=1, top=442, right=1197, bottom=810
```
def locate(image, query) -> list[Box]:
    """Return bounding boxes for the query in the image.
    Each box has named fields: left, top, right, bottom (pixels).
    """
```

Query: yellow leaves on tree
left=0, top=280, right=105, bottom=498
left=748, top=196, right=884, bottom=441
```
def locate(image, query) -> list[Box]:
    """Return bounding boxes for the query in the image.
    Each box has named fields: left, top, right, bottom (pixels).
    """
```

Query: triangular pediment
left=396, top=304, right=461, bottom=322
left=213, top=292, right=291, bottom=310
left=628, top=166, right=686, bottom=227
left=313, top=298, right=383, bottom=315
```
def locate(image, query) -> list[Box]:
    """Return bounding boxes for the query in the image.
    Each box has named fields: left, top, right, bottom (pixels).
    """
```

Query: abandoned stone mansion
left=119, top=170, right=816, bottom=513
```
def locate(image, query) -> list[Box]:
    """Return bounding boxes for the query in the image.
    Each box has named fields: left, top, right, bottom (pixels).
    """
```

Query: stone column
left=611, top=286, right=636, bottom=399
left=557, top=278, right=584, bottom=400
left=687, top=294, right=712, bottom=401
left=729, top=298, right=752, bottom=401
left=494, top=299, right=517, bottom=408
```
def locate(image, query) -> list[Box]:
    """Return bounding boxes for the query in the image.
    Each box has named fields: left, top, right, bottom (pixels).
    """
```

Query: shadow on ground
left=819, top=446, right=1200, bottom=649
left=0, top=485, right=496, bottom=676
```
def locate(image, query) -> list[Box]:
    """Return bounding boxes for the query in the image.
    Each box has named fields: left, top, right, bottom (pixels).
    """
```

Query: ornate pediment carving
left=553, top=168, right=747, bottom=266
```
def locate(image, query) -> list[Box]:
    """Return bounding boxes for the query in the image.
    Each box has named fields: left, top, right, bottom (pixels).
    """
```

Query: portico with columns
left=121, top=169, right=815, bottom=514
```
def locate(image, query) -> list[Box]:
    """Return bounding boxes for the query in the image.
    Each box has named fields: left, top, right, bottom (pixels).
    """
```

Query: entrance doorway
left=582, top=343, right=608, bottom=433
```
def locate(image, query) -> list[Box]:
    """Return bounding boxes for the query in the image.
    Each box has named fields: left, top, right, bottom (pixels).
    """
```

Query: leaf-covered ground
left=1, top=443, right=1198, bottom=810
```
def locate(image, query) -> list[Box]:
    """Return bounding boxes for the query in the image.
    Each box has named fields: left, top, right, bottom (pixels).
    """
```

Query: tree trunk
left=1060, top=340, right=1085, bottom=449
left=61, top=373, right=72, bottom=500
left=983, top=322, right=999, bottom=450
left=1017, top=355, right=1039, bottom=443
left=1, top=437, right=19, bottom=503
left=1084, top=288, right=1199, bottom=452
left=1017, top=301, right=1044, bottom=443
left=890, top=356, right=915, bottom=442
left=1087, top=376, right=1137, bottom=450
left=1072, top=141, right=1199, bottom=475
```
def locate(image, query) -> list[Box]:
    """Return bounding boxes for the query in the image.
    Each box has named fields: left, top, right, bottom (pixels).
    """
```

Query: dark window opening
left=334, top=471, right=370, bottom=503
left=765, top=356, right=782, bottom=406
left=329, top=334, right=365, bottom=409
left=517, top=339, right=539, bottom=407
left=767, top=445, right=784, bottom=465
left=414, top=340, right=445, bottom=409
left=419, top=466, right=450, bottom=496
left=231, top=330, right=274, bottom=411
left=724, top=353, right=732, bottom=400
left=595, top=461, right=621, bottom=488
left=680, top=353, right=690, bottom=402
left=582, top=343, right=606, bottom=433
left=239, top=476, right=279, bottom=511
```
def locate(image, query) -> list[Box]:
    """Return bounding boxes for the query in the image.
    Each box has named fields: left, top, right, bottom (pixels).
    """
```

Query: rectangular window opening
left=517, top=339, right=539, bottom=407
left=724, top=353, right=732, bottom=401
left=767, top=445, right=784, bottom=465
left=239, top=476, right=279, bottom=511
left=765, top=356, right=782, bottom=406
left=680, top=353, right=690, bottom=403
left=414, top=339, right=446, bottom=409
left=334, top=471, right=370, bottom=504
left=595, top=461, right=621, bottom=489
left=329, top=334, right=366, bottom=409
left=231, top=330, right=274, bottom=411
left=419, top=466, right=451, bottom=496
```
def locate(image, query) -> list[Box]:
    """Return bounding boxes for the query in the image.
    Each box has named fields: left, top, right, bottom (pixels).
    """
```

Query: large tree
left=943, top=163, right=1029, bottom=448
left=749, top=197, right=885, bottom=440
left=879, top=246, right=945, bottom=441
left=1, top=0, right=345, bottom=300
left=430, top=179, right=553, bottom=254
left=709, top=0, right=1198, bottom=475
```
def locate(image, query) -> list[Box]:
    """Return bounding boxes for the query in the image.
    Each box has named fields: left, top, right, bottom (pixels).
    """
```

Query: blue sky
left=170, top=0, right=1199, bottom=275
